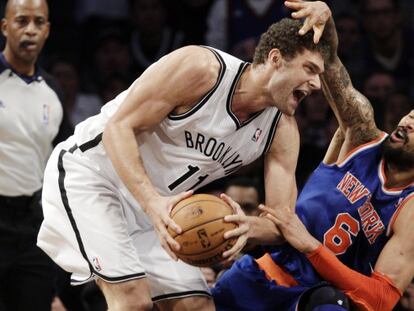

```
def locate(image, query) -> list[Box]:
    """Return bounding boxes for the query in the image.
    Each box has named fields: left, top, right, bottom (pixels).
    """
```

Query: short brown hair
left=253, top=18, right=330, bottom=64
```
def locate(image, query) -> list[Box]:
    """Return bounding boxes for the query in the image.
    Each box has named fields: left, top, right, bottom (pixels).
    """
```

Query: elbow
left=102, top=120, right=116, bottom=148
left=102, top=118, right=130, bottom=149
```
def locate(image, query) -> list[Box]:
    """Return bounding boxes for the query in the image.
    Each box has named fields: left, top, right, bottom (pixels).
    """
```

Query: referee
left=0, top=0, right=72, bottom=310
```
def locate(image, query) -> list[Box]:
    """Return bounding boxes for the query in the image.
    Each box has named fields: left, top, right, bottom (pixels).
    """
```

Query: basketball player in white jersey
left=37, top=17, right=331, bottom=311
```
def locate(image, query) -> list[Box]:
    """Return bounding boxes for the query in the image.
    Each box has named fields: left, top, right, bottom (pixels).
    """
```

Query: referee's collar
left=0, top=52, right=42, bottom=84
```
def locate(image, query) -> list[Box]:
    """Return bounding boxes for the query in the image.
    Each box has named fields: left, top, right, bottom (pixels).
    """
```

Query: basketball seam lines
left=170, top=199, right=231, bottom=217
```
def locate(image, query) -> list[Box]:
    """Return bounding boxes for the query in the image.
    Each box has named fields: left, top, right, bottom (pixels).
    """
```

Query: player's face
left=268, top=49, right=324, bottom=116
left=225, top=185, right=260, bottom=216
left=383, top=110, right=414, bottom=168
left=1, top=0, right=50, bottom=66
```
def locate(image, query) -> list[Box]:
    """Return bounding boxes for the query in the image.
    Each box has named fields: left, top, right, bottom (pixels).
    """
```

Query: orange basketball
left=168, top=194, right=237, bottom=267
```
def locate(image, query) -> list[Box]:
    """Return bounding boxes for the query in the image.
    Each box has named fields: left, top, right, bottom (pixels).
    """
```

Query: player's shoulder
left=165, top=45, right=221, bottom=81
left=392, top=192, right=414, bottom=235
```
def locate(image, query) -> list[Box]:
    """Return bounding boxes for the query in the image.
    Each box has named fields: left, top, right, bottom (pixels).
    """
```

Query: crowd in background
left=1, top=0, right=413, bottom=310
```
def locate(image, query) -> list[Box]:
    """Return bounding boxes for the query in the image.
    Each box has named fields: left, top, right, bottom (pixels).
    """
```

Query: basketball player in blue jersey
left=37, top=10, right=331, bottom=311
left=212, top=1, right=414, bottom=310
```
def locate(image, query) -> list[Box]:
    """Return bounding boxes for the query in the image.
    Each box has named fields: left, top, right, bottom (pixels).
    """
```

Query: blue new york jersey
left=213, top=134, right=414, bottom=310
left=271, top=133, right=414, bottom=285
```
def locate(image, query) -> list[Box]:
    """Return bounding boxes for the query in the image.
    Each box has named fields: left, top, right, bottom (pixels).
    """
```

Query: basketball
left=168, top=194, right=238, bottom=267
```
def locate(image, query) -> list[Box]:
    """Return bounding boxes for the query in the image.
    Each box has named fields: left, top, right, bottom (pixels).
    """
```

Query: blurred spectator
left=296, top=91, right=337, bottom=189
left=299, top=91, right=333, bottom=149
left=335, top=12, right=365, bottom=87
left=401, top=0, right=414, bottom=30
left=129, top=0, right=185, bottom=75
left=383, top=92, right=413, bottom=133
left=362, top=71, right=396, bottom=128
left=44, top=1, right=78, bottom=60
left=224, top=177, right=262, bottom=217
left=49, top=57, right=102, bottom=126
left=83, top=27, right=133, bottom=92
left=196, top=178, right=225, bottom=198
left=166, top=0, right=214, bottom=45
left=74, top=0, right=128, bottom=23
left=360, top=0, right=414, bottom=97
left=325, top=0, right=359, bottom=16
left=99, top=73, right=130, bottom=104
left=206, top=0, right=287, bottom=61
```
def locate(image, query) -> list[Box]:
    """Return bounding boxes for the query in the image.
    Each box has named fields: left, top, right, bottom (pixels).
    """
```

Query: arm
left=286, top=0, right=382, bottom=157
left=251, top=115, right=300, bottom=244
left=374, top=196, right=414, bottom=292
left=318, top=13, right=382, bottom=156
left=102, top=46, right=220, bottom=259
left=322, top=128, right=345, bottom=165
left=264, top=115, right=299, bottom=212
left=260, top=197, right=414, bottom=311
left=320, top=57, right=381, bottom=156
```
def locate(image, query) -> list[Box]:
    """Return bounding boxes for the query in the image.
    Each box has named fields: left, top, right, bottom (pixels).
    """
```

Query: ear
left=267, top=48, right=283, bottom=69
left=1, top=18, right=7, bottom=38
left=44, top=21, right=51, bottom=40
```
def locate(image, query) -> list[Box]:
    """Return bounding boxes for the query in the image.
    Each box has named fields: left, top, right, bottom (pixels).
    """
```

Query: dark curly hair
left=253, top=18, right=331, bottom=64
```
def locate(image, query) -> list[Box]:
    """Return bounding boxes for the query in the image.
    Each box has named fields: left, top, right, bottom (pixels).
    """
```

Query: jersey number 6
left=323, top=213, right=360, bottom=255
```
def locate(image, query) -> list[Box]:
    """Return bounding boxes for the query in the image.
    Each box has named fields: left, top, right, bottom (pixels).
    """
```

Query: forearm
left=321, top=57, right=379, bottom=142
left=247, top=216, right=284, bottom=245
left=103, top=121, right=159, bottom=210
left=323, top=16, right=338, bottom=62
left=307, top=245, right=401, bottom=311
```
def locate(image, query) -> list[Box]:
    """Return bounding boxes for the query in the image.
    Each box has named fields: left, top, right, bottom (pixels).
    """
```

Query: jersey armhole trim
left=225, top=62, right=254, bottom=129
left=386, top=193, right=414, bottom=236
left=262, top=110, right=282, bottom=155
left=168, top=46, right=226, bottom=121
left=336, top=132, right=387, bottom=168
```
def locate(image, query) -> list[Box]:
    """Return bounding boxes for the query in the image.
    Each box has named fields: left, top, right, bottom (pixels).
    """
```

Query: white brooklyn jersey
left=71, top=47, right=282, bottom=195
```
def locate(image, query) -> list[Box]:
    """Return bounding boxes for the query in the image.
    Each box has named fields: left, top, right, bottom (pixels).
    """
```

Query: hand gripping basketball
left=168, top=193, right=249, bottom=267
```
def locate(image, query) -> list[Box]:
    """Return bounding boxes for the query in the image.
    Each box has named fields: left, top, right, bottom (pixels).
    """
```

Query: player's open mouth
left=391, top=128, right=408, bottom=144
left=293, top=89, right=308, bottom=104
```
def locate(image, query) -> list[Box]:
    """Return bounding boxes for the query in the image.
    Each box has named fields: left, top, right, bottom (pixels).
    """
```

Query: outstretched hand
left=285, top=0, right=332, bottom=44
left=258, top=204, right=320, bottom=253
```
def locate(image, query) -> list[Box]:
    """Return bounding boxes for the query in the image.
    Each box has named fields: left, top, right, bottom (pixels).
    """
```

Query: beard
left=381, top=137, right=414, bottom=171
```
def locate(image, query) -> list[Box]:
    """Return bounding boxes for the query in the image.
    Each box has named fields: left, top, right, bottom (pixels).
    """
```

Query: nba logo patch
left=92, top=257, right=102, bottom=271
left=251, top=128, right=262, bottom=142
left=42, top=104, right=49, bottom=124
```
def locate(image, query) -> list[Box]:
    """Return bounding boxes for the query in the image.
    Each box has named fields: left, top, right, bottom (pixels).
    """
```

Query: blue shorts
left=212, top=255, right=320, bottom=311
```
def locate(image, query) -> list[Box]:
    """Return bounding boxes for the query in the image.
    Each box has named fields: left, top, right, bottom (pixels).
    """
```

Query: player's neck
left=232, top=64, right=270, bottom=121
left=383, top=161, right=414, bottom=189
left=2, top=48, right=36, bottom=76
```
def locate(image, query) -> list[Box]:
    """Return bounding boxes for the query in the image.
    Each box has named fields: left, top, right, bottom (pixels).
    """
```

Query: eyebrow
left=305, top=61, right=323, bottom=74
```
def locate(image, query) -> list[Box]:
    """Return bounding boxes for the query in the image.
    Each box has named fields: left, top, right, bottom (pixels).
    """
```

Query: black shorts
left=0, top=191, right=56, bottom=311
